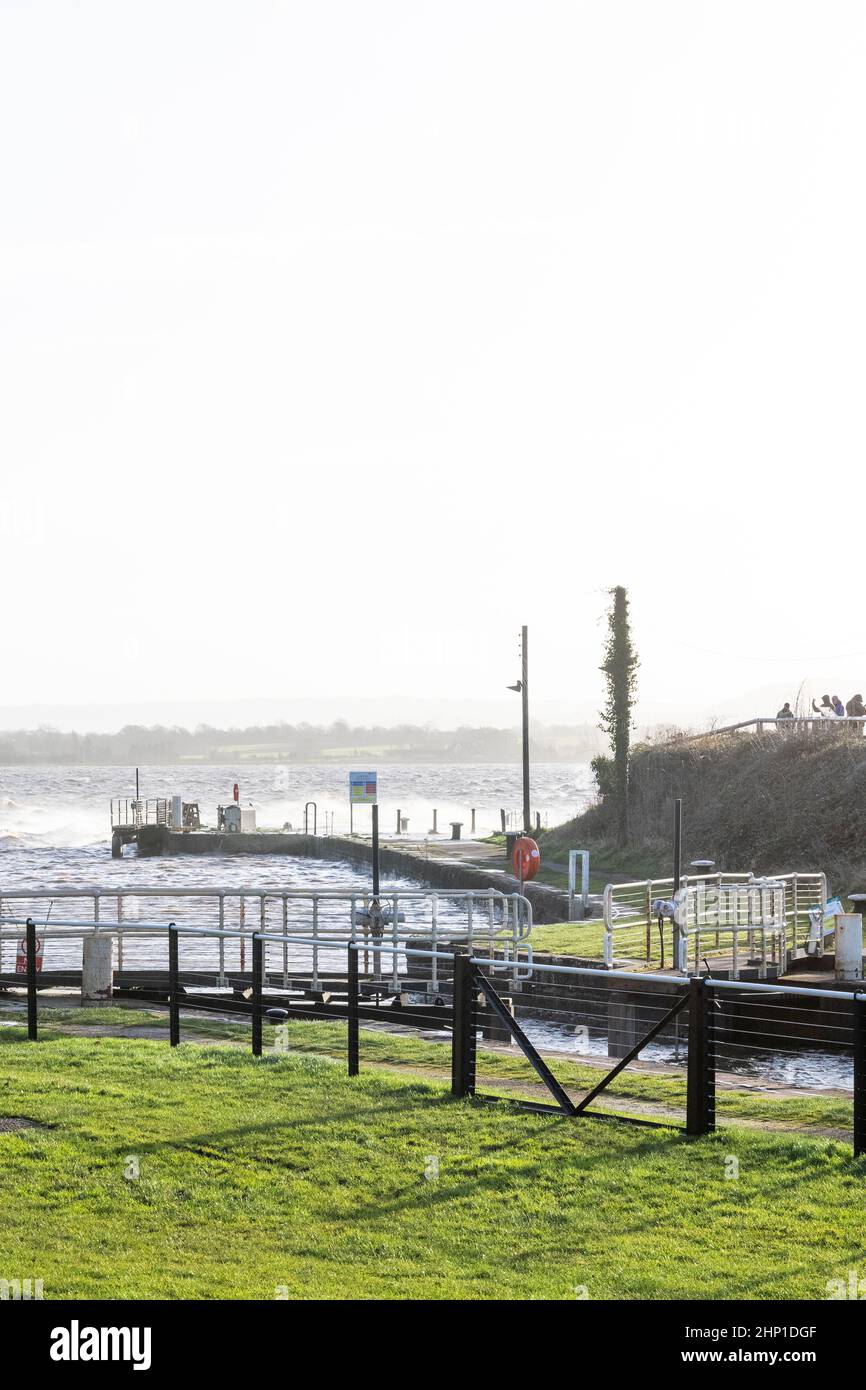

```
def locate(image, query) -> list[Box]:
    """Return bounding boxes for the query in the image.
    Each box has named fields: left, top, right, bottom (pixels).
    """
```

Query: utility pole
left=508, top=626, right=531, bottom=834
left=521, top=626, right=530, bottom=834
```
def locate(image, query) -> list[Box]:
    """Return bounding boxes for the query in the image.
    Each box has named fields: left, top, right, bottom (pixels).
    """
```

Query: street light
left=507, top=627, right=531, bottom=834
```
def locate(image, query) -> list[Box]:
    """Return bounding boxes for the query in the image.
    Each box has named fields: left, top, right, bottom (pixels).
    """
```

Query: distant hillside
left=0, top=719, right=604, bottom=766
left=547, top=731, right=866, bottom=890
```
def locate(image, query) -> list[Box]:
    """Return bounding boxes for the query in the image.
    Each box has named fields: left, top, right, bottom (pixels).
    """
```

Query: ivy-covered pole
left=600, top=586, right=639, bottom=847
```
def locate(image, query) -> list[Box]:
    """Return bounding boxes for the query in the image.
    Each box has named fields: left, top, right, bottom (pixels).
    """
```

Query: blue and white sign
left=349, top=770, right=377, bottom=805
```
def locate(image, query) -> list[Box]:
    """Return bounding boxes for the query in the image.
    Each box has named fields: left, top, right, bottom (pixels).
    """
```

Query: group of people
left=775, top=694, right=866, bottom=719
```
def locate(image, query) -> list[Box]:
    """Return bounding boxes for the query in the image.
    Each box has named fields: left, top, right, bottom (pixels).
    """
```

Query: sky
left=1, top=1, right=864, bottom=734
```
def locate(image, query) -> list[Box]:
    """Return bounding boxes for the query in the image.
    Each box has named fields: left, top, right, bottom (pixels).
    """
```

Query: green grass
left=529, top=919, right=612, bottom=956
left=0, top=1005, right=169, bottom=1029
left=528, top=918, right=747, bottom=969
left=0, top=1034, right=864, bottom=1300
left=265, top=1020, right=852, bottom=1133
left=2, top=1005, right=850, bottom=1133
left=528, top=917, right=686, bottom=963
left=534, top=835, right=668, bottom=884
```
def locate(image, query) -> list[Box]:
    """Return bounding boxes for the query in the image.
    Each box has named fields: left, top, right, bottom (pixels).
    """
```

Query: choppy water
left=0, top=762, right=590, bottom=978
left=0, top=762, right=592, bottom=856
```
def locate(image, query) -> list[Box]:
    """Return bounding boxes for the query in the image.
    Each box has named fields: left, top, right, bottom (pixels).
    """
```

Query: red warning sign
left=15, top=935, right=44, bottom=975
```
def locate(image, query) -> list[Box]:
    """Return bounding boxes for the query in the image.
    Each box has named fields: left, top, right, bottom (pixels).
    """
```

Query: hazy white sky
left=2, top=1, right=864, bottom=731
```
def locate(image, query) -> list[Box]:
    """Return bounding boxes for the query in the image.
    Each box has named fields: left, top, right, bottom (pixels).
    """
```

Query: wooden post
left=451, top=953, right=476, bottom=1098
left=854, top=995, right=866, bottom=1157
left=251, top=932, right=263, bottom=1057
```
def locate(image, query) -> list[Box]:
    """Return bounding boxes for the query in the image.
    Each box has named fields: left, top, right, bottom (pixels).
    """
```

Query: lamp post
left=508, top=626, right=531, bottom=835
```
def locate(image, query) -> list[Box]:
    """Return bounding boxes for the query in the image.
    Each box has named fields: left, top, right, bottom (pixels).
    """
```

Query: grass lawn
left=1, top=1033, right=864, bottom=1300
left=2, top=1004, right=852, bottom=1132
left=529, top=917, right=686, bottom=964
left=529, top=837, right=669, bottom=893
left=528, top=919, right=750, bottom=970
left=530, top=918, right=620, bottom=957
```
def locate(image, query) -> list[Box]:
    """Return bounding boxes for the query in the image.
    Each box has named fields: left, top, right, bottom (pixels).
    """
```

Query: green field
left=0, top=1029, right=863, bottom=1300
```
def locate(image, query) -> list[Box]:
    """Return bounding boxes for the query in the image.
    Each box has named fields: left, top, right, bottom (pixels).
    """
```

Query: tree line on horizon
left=0, top=719, right=605, bottom=766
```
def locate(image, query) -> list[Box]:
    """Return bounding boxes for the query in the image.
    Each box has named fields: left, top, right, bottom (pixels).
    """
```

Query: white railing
left=110, top=798, right=169, bottom=829
left=602, top=871, right=828, bottom=978
left=0, top=884, right=532, bottom=993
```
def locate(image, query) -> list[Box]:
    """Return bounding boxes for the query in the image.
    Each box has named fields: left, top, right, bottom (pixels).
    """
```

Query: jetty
left=110, top=794, right=577, bottom=923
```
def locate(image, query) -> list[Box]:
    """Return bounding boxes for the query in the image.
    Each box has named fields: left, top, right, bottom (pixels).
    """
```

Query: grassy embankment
left=547, top=729, right=866, bottom=889
left=485, top=833, right=667, bottom=894
left=525, top=731, right=866, bottom=954
left=0, top=1030, right=864, bottom=1300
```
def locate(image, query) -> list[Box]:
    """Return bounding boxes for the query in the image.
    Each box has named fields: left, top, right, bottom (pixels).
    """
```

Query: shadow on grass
left=117, top=1087, right=458, bottom=1159
left=340, top=1122, right=690, bottom=1225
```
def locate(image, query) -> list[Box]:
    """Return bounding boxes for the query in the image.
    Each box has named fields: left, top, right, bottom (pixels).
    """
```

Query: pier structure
left=108, top=795, right=577, bottom=923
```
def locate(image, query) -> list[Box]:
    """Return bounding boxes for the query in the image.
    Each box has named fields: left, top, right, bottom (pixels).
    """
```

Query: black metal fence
left=10, top=920, right=866, bottom=1157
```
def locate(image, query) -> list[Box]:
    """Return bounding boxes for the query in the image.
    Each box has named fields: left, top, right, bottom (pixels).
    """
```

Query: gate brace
left=475, top=972, right=578, bottom=1115
left=573, top=991, right=689, bottom=1115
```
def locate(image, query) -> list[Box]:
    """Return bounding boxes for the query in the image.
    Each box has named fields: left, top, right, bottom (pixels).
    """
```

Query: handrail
left=0, top=887, right=533, bottom=994
left=600, top=870, right=827, bottom=978
left=173, top=925, right=459, bottom=958
left=668, top=715, right=866, bottom=745
left=470, top=956, right=686, bottom=984
left=0, top=884, right=527, bottom=900
left=0, top=916, right=183, bottom=931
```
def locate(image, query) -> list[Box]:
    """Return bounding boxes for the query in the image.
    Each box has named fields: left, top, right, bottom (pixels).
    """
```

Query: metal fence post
left=854, top=994, right=866, bottom=1158
left=347, top=945, right=359, bottom=1076
left=25, top=917, right=37, bottom=1041
left=168, top=923, right=180, bottom=1047
left=451, top=952, right=476, bottom=1098
left=686, top=977, right=714, bottom=1136
left=251, top=932, right=263, bottom=1057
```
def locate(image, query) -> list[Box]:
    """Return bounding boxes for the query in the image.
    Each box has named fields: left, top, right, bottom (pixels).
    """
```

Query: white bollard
left=82, top=935, right=114, bottom=1004
left=835, top=914, right=863, bottom=981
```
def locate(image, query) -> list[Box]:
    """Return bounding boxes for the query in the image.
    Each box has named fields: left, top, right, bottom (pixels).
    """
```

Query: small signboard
left=16, top=935, right=44, bottom=975
left=349, top=771, right=377, bottom=805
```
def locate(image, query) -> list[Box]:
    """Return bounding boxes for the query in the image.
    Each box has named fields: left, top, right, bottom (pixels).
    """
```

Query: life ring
left=512, top=836, right=541, bottom=881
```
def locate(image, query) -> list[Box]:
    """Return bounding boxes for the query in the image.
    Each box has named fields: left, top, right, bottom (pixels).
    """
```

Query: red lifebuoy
left=233, top=783, right=239, bottom=803
left=512, top=836, right=541, bottom=881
